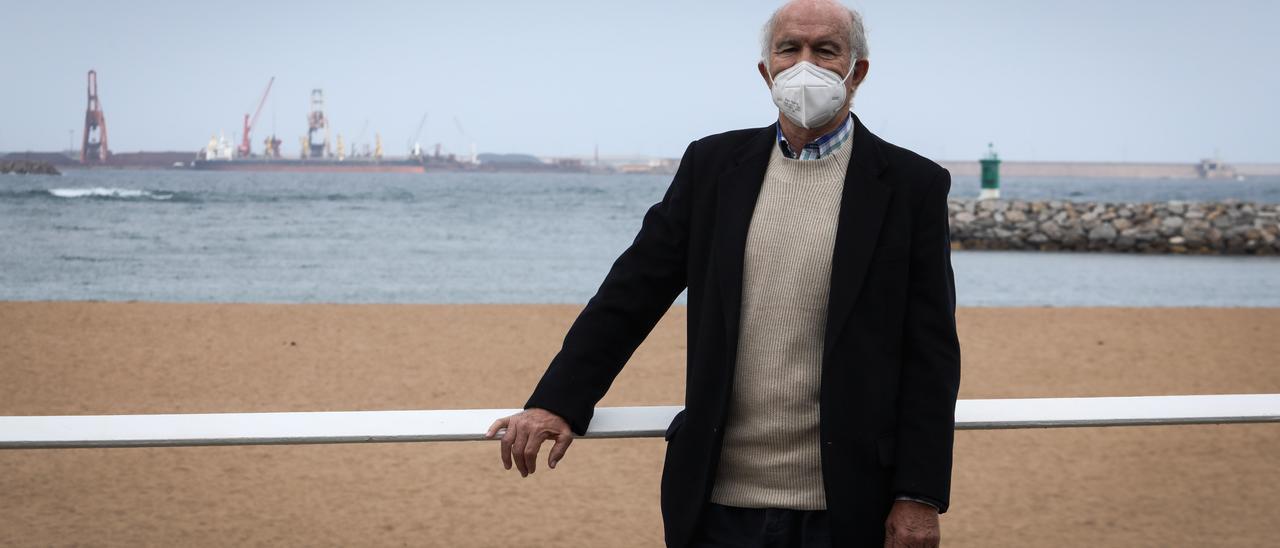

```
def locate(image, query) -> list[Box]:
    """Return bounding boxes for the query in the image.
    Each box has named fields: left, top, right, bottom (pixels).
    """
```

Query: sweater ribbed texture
left=709, top=140, right=851, bottom=510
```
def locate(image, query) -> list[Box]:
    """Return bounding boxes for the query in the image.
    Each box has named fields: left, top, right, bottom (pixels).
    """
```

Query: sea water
left=2, top=169, right=1278, bottom=306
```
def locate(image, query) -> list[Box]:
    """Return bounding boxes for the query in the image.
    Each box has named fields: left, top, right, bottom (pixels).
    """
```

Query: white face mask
left=768, top=60, right=856, bottom=129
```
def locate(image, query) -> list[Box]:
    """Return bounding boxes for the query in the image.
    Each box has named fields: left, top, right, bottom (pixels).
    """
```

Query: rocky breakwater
left=0, top=160, right=61, bottom=175
left=948, top=199, right=1280, bottom=255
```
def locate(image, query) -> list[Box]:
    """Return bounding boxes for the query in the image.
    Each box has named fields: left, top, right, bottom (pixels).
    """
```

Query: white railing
left=1, top=394, right=1278, bottom=450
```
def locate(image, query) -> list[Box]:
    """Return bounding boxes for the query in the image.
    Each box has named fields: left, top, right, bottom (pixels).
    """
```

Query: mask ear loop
left=842, top=58, right=859, bottom=82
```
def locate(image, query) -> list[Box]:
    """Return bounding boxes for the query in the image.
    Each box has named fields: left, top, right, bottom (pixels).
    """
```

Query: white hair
left=760, top=3, right=868, bottom=71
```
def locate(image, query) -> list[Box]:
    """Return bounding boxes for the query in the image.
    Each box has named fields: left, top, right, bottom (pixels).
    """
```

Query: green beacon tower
left=979, top=142, right=1001, bottom=200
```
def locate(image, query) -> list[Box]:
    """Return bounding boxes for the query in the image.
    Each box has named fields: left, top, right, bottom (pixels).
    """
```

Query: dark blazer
left=525, top=114, right=961, bottom=547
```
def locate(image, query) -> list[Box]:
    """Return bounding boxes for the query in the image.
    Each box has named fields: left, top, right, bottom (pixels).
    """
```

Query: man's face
left=759, top=2, right=868, bottom=115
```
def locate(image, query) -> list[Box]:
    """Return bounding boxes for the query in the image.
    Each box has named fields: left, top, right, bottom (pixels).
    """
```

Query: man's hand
left=484, top=408, right=574, bottom=477
left=884, top=500, right=940, bottom=548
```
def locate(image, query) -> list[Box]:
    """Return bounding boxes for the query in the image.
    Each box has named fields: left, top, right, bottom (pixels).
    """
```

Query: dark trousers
left=688, top=502, right=832, bottom=548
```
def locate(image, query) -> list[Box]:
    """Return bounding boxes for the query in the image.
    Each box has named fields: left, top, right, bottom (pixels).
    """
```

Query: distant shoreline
left=5, top=150, right=1280, bottom=179
left=938, top=160, right=1280, bottom=179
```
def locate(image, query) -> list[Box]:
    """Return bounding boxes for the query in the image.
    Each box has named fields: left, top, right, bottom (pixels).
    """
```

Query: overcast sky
left=2, top=0, right=1277, bottom=162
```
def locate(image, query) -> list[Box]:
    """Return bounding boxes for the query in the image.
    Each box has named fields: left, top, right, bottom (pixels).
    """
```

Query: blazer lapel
left=715, top=125, right=776, bottom=354
left=823, top=115, right=892, bottom=358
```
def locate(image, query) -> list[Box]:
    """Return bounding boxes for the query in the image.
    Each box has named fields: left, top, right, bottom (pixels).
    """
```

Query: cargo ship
left=191, top=150, right=428, bottom=173
left=187, top=84, right=600, bottom=174
left=189, top=86, right=443, bottom=174
left=189, top=158, right=426, bottom=173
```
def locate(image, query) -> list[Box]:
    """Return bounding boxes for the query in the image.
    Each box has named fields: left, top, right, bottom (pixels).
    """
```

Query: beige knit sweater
left=708, top=139, right=852, bottom=510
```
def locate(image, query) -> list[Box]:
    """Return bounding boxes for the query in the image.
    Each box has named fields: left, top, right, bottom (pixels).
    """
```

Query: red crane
left=81, top=70, right=109, bottom=164
left=238, top=76, right=275, bottom=157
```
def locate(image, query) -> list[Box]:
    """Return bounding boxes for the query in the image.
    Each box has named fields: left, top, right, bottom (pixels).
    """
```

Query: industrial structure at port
left=192, top=77, right=430, bottom=173
left=80, top=70, right=109, bottom=164
left=62, top=70, right=476, bottom=173
left=189, top=76, right=593, bottom=173
left=1, top=69, right=1275, bottom=179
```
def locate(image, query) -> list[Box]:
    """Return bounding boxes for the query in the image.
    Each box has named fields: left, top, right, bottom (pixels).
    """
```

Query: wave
left=47, top=187, right=175, bottom=200
left=0, top=187, right=389, bottom=205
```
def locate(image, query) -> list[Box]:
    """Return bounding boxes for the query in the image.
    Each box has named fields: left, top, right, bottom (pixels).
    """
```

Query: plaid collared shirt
left=776, top=113, right=854, bottom=160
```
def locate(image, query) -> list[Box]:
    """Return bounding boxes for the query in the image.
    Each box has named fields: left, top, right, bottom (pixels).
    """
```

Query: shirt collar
left=776, top=113, right=854, bottom=160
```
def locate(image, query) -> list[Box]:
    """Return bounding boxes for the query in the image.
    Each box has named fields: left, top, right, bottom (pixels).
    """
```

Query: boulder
left=1087, top=224, right=1117, bottom=242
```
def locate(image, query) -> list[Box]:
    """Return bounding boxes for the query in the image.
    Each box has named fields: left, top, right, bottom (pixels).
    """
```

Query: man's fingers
left=485, top=417, right=508, bottom=439
left=492, top=409, right=576, bottom=478
left=499, top=419, right=516, bottom=470
left=883, top=507, right=938, bottom=548
left=884, top=518, right=906, bottom=548
left=511, top=426, right=530, bottom=476
left=523, top=431, right=549, bottom=475
left=883, top=527, right=900, bottom=548
left=547, top=433, right=574, bottom=469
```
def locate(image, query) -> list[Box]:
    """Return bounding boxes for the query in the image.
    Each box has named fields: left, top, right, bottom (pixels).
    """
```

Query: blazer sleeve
left=523, top=141, right=697, bottom=435
left=892, top=167, right=962, bottom=512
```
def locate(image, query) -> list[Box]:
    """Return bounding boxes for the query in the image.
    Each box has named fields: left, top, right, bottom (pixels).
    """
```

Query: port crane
left=238, top=76, right=275, bottom=157
left=409, top=113, right=428, bottom=157
left=81, top=70, right=110, bottom=163
left=354, top=119, right=369, bottom=157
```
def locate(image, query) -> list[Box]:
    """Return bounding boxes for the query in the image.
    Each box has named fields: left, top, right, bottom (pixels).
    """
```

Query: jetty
left=0, top=159, right=60, bottom=175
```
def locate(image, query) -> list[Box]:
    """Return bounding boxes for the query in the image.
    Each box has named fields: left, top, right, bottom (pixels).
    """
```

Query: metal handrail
left=2, top=394, right=1277, bottom=450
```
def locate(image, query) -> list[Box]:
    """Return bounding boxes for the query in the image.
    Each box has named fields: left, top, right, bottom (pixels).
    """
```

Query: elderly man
left=486, top=1, right=960, bottom=546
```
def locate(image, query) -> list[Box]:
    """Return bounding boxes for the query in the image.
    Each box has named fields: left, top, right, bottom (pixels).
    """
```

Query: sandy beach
left=1, top=303, right=1277, bottom=547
